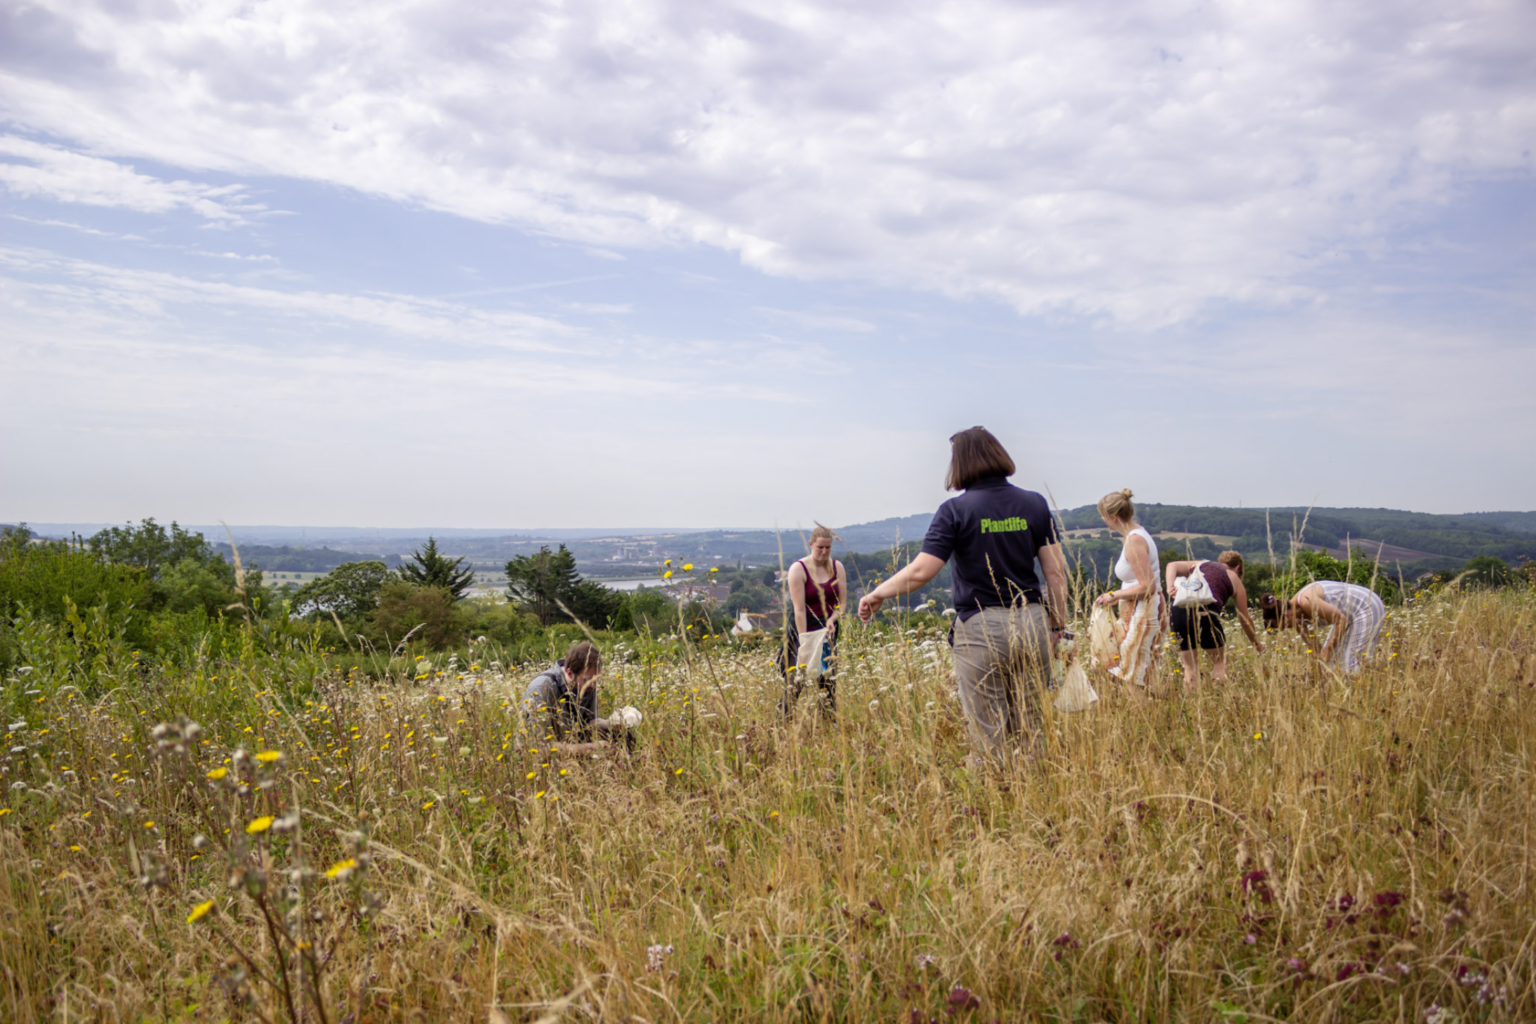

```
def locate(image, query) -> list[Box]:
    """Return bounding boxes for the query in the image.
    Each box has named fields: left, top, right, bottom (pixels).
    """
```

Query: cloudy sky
left=3, top=0, right=1533, bottom=530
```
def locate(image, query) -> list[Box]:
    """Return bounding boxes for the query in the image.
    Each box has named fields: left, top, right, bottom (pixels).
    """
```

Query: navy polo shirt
left=921, top=476, right=1060, bottom=621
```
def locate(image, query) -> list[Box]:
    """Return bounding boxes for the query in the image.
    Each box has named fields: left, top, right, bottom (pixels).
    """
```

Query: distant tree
left=505, top=545, right=581, bottom=626
left=504, top=544, right=623, bottom=627
left=88, top=518, right=219, bottom=579
left=397, top=537, right=475, bottom=600
left=292, top=561, right=390, bottom=619
left=566, top=578, right=625, bottom=628
left=85, top=518, right=266, bottom=617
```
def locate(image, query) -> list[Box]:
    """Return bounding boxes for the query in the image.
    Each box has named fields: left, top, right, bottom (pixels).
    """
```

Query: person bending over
left=1286, top=580, right=1386, bottom=675
left=1164, top=551, right=1264, bottom=689
left=776, top=524, right=848, bottom=716
left=1092, top=489, right=1165, bottom=692
left=858, top=427, right=1068, bottom=761
left=522, top=641, right=631, bottom=753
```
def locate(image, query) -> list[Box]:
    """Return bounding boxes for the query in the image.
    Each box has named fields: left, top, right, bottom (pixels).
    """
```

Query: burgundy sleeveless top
left=797, top=559, right=841, bottom=621
left=1198, top=561, right=1234, bottom=608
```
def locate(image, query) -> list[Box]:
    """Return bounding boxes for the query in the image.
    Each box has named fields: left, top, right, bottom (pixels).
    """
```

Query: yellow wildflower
left=326, top=858, right=357, bottom=879
left=246, top=815, right=275, bottom=834
left=186, top=899, right=215, bottom=924
left=206, top=767, right=228, bottom=780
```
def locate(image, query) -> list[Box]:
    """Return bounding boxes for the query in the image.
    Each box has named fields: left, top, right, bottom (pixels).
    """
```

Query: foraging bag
left=1088, top=606, right=1118, bottom=668
left=796, top=627, right=829, bottom=682
left=1054, top=662, right=1099, bottom=713
left=1173, top=561, right=1216, bottom=608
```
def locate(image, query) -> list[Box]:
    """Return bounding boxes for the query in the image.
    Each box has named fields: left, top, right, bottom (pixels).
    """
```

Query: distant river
left=593, top=578, right=670, bottom=592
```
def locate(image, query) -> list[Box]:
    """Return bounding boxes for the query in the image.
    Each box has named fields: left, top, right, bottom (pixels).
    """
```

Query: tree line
left=3, top=519, right=1530, bottom=680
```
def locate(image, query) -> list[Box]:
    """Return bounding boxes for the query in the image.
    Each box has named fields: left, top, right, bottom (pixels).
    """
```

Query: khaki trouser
left=952, top=603, right=1051, bottom=759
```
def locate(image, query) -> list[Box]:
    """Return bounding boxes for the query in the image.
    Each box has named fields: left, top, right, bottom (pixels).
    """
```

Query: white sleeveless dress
left=1109, top=526, right=1164, bottom=687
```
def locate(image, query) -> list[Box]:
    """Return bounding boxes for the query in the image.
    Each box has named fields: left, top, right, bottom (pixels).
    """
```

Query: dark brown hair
left=1217, top=550, right=1245, bottom=578
left=564, top=641, right=602, bottom=677
left=945, top=427, right=1016, bottom=491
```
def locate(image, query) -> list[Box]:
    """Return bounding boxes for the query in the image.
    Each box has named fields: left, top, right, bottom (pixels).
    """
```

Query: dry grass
left=2, top=591, right=1533, bottom=1022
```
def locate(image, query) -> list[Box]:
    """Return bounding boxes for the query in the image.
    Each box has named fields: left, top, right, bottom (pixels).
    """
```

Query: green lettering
left=979, top=516, right=1029, bottom=535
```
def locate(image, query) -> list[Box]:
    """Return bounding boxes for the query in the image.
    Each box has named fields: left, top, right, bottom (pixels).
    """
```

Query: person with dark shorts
left=1163, top=551, right=1264, bottom=689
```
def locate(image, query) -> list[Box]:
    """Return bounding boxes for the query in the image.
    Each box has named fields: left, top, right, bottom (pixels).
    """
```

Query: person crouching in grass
left=523, top=641, right=630, bottom=753
left=858, top=426, right=1069, bottom=762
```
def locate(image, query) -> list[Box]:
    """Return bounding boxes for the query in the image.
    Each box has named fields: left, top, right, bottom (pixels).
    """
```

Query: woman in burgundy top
left=1163, top=550, right=1264, bottom=689
left=777, top=524, right=848, bottom=716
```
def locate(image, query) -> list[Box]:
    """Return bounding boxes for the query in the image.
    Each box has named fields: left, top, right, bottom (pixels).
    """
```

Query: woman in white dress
left=1092, top=488, right=1165, bottom=690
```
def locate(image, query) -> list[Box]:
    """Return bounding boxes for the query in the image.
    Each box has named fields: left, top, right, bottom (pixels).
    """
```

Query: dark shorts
left=1170, top=605, right=1226, bottom=651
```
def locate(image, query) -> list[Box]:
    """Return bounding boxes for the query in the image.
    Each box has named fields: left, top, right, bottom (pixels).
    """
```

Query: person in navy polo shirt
left=858, top=427, right=1069, bottom=761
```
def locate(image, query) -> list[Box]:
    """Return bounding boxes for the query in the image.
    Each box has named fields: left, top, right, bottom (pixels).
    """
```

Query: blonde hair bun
left=1097, top=488, right=1137, bottom=523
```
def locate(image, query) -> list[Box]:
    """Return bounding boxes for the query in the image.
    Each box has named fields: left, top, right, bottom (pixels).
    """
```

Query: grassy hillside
left=2, top=591, right=1532, bottom=1021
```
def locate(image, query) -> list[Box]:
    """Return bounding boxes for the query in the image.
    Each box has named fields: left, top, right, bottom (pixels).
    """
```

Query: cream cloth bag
left=1088, top=606, right=1119, bottom=669
left=1054, top=661, right=1099, bottom=713
left=796, top=627, right=829, bottom=682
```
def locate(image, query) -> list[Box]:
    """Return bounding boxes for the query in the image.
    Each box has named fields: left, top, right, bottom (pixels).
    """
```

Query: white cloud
left=1, top=0, right=1530, bottom=325
left=0, top=246, right=580, bottom=353
left=0, top=245, right=806, bottom=403
left=0, top=135, right=264, bottom=224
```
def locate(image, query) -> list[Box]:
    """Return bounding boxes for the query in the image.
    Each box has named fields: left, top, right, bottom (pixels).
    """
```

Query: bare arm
left=1309, top=596, right=1349, bottom=661
left=858, top=553, right=945, bottom=622
left=1230, top=571, right=1264, bottom=651
left=828, top=561, right=848, bottom=626
left=1039, top=543, right=1069, bottom=629
left=787, top=562, right=809, bottom=636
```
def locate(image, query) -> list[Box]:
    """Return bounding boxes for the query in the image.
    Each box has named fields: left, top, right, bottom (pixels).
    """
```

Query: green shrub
left=0, top=538, right=153, bottom=669
left=614, top=589, right=672, bottom=633
left=367, top=582, right=473, bottom=652
left=1461, top=555, right=1513, bottom=588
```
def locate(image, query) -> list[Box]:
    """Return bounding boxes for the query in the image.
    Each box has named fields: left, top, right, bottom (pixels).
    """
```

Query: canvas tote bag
left=1173, top=561, right=1216, bottom=609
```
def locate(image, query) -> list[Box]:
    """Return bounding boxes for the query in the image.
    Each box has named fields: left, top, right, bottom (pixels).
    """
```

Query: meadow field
left=2, top=591, right=1532, bottom=1023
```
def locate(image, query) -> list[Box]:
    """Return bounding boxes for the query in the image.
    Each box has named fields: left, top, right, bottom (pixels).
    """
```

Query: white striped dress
left=1317, top=581, right=1386, bottom=674
left=1108, top=527, right=1164, bottom=688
